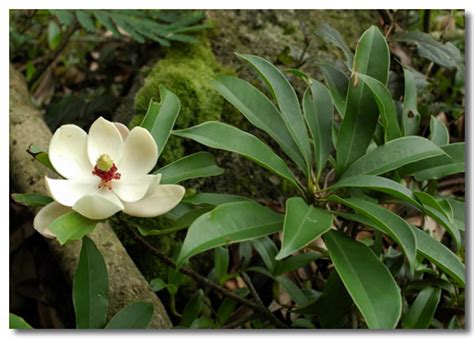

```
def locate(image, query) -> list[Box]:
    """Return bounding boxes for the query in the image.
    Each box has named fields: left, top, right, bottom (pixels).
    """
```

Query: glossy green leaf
left=149, top=277, right=168, bottom=292
left=330, top=175, right=421, bottom=208
left=173, top=122, right=299, bottom=189
left=318, top=63, right=349, bottom=117
left=356, top=73, right=402, bottom=141
left=141, top=86, right=181, bottom=159
left=276, top=197, right=332, bottom=260
left=73, top=236, right=108, bottom=329
left=48, top=211, right=98, bottom=245
left=429, top=116, right=449, bottom=146
left=340, top=136, right=445, bottom=179
left=179, top=289, right=205, bottom=327
left=445, top=198, right=465, bottom=231
left=214, top=246, right=229, bottom=284
left=276, top=276, right=309, bottom=307
left=336, top=26, right=390, bottom=173
left=303, top=80, right=334, bottom=179
left=11, top=193, right=54, bottom=207
left=137, top=207, right=211, bottom=236
left=414, top=191, right=460, bottom=249
left=324, top=230, right=402, bottom=329
left=9, top=313, right=33, bottom=329
left=330, top=196, right=417, bottom=272
left=402, top=67, right=421, bottom=136
left=276, top=252, right=320, bottom=275
left=252, top=236, right=278, bottom=275
left=237, top=53, right=312, bottom=172
left=182, top=193, right=251, bottom=207
left=398, top=143, right=464, bottom=181
left=213, top=75, right=307, bottom=174
left=402, top=287, right=441, bottom=329
left=27, top=144, right=56, bottom=172
left=176, top=201, right=283, bottom=268
left=316, top=23, right=354, bottom=68
left=155, top=152, right=224, bottom=184
left=105, top=302, right=153, bottom=329
left=414, top=227, right=465, bottom=286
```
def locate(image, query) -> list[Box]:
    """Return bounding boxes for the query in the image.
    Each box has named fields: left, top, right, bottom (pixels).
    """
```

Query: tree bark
left=9, top=64, right=171, bottom=329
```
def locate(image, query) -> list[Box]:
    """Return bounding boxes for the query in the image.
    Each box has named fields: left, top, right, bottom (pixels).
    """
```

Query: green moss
left=133, top=37, right=234, bottom=165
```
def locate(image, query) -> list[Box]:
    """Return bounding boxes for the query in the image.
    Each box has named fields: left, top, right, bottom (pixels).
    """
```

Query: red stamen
left=92, top=163, right=121, bottom=189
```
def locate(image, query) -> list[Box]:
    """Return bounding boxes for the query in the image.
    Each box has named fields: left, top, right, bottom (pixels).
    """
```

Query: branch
left=130, top=230, right=289, bottom=328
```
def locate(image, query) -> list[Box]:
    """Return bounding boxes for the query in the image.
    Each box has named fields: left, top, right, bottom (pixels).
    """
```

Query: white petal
left=114, top=122, right=130, bottom=141
left=49, top=124, right=92, bottom=179
left=88, top=117, right=124, bottom=165
left=112, top=175, right=155, bottom=203
left=33, top=202, right=71, bottom=238
left=46, top=177, right=99, bottom=207
left=123, top=184, right=185, bottom=217
left=73, top=190, right=124, bottom=220
left=117, top=127, right=158, bottom=178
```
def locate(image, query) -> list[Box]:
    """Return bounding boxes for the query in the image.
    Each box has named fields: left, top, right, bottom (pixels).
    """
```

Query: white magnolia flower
left=33, top=117, right=185, bottom=238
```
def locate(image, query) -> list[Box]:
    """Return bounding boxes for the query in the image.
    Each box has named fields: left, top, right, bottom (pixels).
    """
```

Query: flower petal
left=72, top=190, right=124, bottom=220
left=88, top=117, right=124, bottom=165
left=46, top=177, right=99, bottom=207
left=123, top=184, right=185, bottom=217
left=33, top=202, right=71, bottom=238
left=49, top=124, right=92, bottom=179
left=114, top=122, right=130, bottom=141
left=117, top=127, right=158, bottom=178
left=112, top=175, right=155, bottom=203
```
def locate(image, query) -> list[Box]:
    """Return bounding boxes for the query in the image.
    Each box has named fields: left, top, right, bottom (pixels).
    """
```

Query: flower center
left=92, top=154, right=121, bottom=190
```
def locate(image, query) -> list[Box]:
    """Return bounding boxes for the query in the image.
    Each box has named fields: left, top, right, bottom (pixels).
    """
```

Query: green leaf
left=149, top=277, right=168, bottom=292
left=395, top=31, right=462, bottom=69
left=324, top=230, right=402, bottom=329
left=402, top=67, right=421, bottom=136
left=75, top=11, right=96, bottom=32
left=276, top=197, right=332, bottom=260
left=27, top=144, right=56, bottom=172
left=414, top=191, right=460, bottom=250
left=336, top=26, right=390, bottom=173
left=48, top=211, right=98, bottom=245
left=49, top=10, right=75, bottom=27
left=413, top=227, right=465, bottom=286
left=276, top=276, right=309, bottom=307
left=213, top=75, right=307, bottom=175
left=402, top=287, right=441, bottom=329
left=252, top=236, right=278, bottom=275
left=11, top=193, right=54, bottom=207
left=9, top=313, right=33, bottom=329
left=216, top=288, right=249, bottom=325
left=105, top=302, right=154, bottom=329
left=444, top=198, right=465, bottom=231
left=356, top=73, right=402, bottom=141
left=176, top=201, right=283, bottom=268
left=73, top=236, right=108, bottom=329
left=93, top=11, right=121, bottom=36
left=429, top=116, right=449, bottom=146
left=155, top=152, right=224, bottom=184
left=318, top=63, right=349, bottom=117
left=141, top=86, right=181, bottom=159
left=330, top=175, right=421, bottom=208
left=340, top=136, right=445, bottom=179
left=182, top=193, right=251, bottom=206
left=236, top=53, right=312, bottom=172
left=173, top=122, right=300, bottom=190
left=398, top=143, right=464, bottom=181
left=303, top=80, right=334, bottom=179
left=276, top=252, right=320, bottom=275
left=47, top=21, right=62, bottom=50
left=329, top=196, right=417, bottom=272
left=179, top=289, right=205, bottom=327
left=214, top=246, right=229, bottom=284
left=315, top=23, right=354, bottom=68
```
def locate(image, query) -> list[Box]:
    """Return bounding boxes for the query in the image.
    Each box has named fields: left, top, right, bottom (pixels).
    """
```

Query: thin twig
left=28, top=21, right=79, bottom=89
left=130, top=230, right=288, bottom=328
left=222, top=312, right=260, bottom=329
left=241, top=272, right=287, bottom=328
